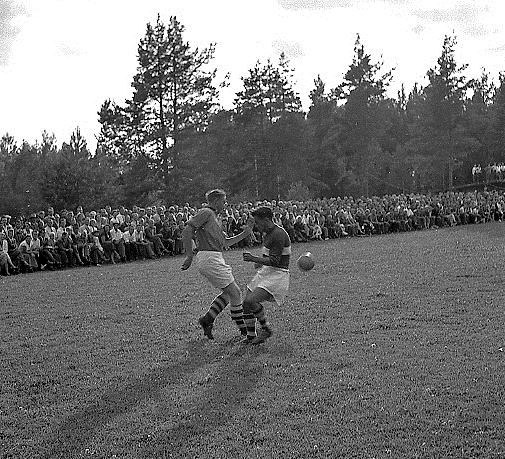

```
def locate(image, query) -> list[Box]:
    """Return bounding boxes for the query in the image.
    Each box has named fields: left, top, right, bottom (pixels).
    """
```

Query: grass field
left=1, top=223, right=505, bottom=459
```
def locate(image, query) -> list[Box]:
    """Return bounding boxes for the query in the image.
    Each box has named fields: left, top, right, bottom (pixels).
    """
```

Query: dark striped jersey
left=261, top=224, right=291, bottom=270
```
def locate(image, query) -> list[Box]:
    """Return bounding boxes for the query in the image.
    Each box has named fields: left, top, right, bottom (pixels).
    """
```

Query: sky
left=1, top=0, right=504, bottom=152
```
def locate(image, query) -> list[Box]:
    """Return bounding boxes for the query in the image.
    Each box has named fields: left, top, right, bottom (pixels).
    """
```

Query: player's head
left=251, top=206, right=274, bottom=232
left=205, top=189, right=227, bottom=212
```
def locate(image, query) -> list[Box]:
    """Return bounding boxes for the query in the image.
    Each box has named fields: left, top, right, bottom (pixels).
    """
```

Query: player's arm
left=223, top=216, right=255, bottom=248
left=182, top=224, right=196, bottom=257
left=243, top=238, right=283, bottom=268
left=181, top=210, right=209, bottom=270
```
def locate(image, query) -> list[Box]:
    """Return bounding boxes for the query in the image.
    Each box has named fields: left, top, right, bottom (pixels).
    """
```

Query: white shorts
left=195, top=251, right=235, bottom=290
left=247, top=266, right=290, bottom=305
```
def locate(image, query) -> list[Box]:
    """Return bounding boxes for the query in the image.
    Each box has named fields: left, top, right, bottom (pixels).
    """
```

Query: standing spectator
left=173, top=221, right=185, bottom=255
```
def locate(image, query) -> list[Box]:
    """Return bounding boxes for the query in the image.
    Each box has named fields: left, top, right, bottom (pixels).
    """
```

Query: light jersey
left=261, top=224, right=291, bottom=271
left=188, top=206, right=226, bottom=252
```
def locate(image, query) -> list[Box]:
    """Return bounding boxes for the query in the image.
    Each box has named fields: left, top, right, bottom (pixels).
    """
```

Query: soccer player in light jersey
left=242, top=206, right=291, bottom=344
left=181, top=189, right=254, bottom=340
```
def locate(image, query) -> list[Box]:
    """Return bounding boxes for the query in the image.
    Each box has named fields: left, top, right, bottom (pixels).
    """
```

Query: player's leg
left=243, top=287, right=274, bottom=344
left=223, top=281, right=247, bottom=336
left=197, top=253, right=245, bottom=339
left=199, top=291, right=230, bottom=339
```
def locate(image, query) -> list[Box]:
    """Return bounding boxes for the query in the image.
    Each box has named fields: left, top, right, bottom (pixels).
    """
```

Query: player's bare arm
left=223, top=216, right=255, bottom=248
left=181, top=224, right=195, bottom=270
left=242, top=252, right=282, bottom=268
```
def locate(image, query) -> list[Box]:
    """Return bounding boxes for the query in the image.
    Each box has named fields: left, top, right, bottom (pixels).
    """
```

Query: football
left=297, top=252, right=315, bottom=271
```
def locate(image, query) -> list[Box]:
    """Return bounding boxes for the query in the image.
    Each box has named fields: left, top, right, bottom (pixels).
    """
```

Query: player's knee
left=224, top=281, right=241, bottom=303
left=242, top=296, right=253, bottom=313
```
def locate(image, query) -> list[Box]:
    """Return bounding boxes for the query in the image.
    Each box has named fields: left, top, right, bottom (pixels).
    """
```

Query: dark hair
left=205, top=189, right=226, bottom=202
left=251, top=206, right=273, bottom=220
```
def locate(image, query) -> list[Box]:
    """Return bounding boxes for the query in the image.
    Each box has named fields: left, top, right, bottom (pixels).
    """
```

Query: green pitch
left=1, top=223, right=504, bottom=458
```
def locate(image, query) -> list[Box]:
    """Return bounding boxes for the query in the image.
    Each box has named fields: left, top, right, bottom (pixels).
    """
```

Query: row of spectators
left=472, top=163, right=505, bottom=182
left=1, top=189, right=504, bottom=276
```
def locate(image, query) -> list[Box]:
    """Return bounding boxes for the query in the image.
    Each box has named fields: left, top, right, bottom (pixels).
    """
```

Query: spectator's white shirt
left=56, top=227, right=66, bottom=240
left=92, top=235, right=103, bottom=251
left=1, top=239, right=8, bottom=254
left=136, top=229, right=146, bottom=242
left=18, top=240, right=32, bottom=252
left=122, top=230, right=137, bottom=243
left=31, top=238, right=41, bottom=252
left=110, top=228, right=123, bottom=242
left=44, top=226, right=57, bottom=240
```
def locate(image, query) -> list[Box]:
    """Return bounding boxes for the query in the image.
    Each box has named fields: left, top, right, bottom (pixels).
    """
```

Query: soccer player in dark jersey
left=242, top=206, right=291, bottom=344
left=181, top=189, right=254, bottom=340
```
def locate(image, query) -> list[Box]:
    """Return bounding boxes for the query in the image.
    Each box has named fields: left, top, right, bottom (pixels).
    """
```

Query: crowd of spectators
left=1, top=189, right=504, bottom=276
left=472, top=163, right=505, bottom=182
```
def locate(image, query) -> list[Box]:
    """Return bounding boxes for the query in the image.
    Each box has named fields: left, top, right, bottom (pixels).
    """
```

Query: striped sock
left=230, top=303, right=247, bottom=335
left=253, top=304, right=270, bottom=330
left=203, top=294, right=227, bottom=323
left=243, top=313, right=257, bottom=339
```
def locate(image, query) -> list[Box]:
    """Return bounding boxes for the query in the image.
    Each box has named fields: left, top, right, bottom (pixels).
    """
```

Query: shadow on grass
left=42, top=337, right=293, bottom=459
left=140, top=343, right=275, bottom=458
left=40, top=339, right=227, bottom=459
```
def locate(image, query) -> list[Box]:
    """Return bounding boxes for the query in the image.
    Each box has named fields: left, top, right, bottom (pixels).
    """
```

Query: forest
left=1, top=15, right=504, bottom=216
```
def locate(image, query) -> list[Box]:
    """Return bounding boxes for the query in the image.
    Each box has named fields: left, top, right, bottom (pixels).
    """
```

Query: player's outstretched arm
left=223, top=223, right=253, bottom=248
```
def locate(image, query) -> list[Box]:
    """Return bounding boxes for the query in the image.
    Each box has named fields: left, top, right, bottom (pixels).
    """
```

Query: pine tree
left=337, top=34, right=393, bottom=196
left=234, top=53, right=302, bottom=199
left=132, top=15, right=219, bottom=190
left=490, top=72, right=505, bottom=162
left=422, top=35, right=473, bottom=188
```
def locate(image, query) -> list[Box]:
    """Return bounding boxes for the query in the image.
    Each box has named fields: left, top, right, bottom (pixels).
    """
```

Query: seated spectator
left=293, top=216, right=309, bottom=242
left=135, top=224, right=156, bottom=259
left=74, top=229, right=90, bottom=265
left=43, top=217, right=57, bottom=241
left=281, top=212, right=296, bottom=242
left=100, top=224, right=120, bottom=264
left=30, top=229, right=42, bottom=268
left=85, top=230, right=102, bottom=265
left=110, top=222, right=126, bottom=262
left=160, top=220, right=175, bottom=255
left=494, top=201, right=503, bottom=221
left=56, top=232, right=75, bottom=267
left=6, top=228, right=27, bottom=271
left=18, top=234, right=38, bottom=272
left=0, top=232, right=18, bottom=275
left=65, top=227, right=84, bottom=265
left=122, top=224, right=139, bottom=261
left=42, top=232, right=61, bottom=269
left=0, top=215, right=12, bottom=235
left=144, top=219, right=168, bottom=256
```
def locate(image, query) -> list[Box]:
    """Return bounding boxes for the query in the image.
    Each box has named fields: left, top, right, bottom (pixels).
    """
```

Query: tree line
left=1, top=15, right=504, bottom=216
